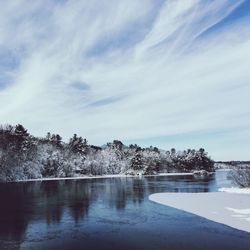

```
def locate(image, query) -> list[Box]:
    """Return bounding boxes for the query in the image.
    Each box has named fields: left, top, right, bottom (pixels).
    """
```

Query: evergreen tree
left=51, top=134, right=62, bottom=147
left=14, top=124, right=29, bottom=137
left=46, top=132, right=51, bottom=141
left=131, top=152, right=144, bottom=171
left=170, top=148, right=176, bottom=156
left=69, top=134, right=87, bottom=154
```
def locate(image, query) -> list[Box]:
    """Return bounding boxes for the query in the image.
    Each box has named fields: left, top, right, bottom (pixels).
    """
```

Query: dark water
left=0, top=170, right=249, bottom=250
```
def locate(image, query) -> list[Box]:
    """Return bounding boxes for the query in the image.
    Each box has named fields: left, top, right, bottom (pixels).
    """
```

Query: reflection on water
left=0, top=171, right=249, bottom=250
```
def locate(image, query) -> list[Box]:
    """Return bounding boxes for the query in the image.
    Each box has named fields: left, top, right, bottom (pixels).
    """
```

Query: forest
left=0, top=124, right=214, bottom=181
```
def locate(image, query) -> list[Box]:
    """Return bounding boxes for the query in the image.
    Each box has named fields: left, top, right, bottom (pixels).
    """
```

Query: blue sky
left=0, top=0, right=250, bottom=160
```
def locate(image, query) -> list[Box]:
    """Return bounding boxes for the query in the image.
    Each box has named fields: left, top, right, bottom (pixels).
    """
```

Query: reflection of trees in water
left=68, top=180, right=92, bottom=223
left=108, top=178, right=127, bottom=210
left=0, top=180, right=96, bottom=245
left=132, top=178, right=145, bottom=204
left=146, top=175, right=215, bottom=194
left=0, top=174, right=216, bottom=246
left=0, top=183, right=31, bottom=248
left=105, top=178, right=147, bottom=210
left=106, top=178, right=129, bottom=210
left=40, top=181, right=63, bottom=224
left=39, top=180, right=95, bottom=224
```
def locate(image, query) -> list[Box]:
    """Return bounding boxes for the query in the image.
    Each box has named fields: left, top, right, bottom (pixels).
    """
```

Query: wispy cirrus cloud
left=0, top=0, right=249, bottom=160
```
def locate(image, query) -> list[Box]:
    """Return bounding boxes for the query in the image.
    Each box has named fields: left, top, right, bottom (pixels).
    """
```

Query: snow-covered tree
left=50, top=134, right=62, bottom=148
left=130, top=152, right=145, bottom=172
left=68, top=134, right=87, bottom=154
left=0, top=124, right=215, bottom=181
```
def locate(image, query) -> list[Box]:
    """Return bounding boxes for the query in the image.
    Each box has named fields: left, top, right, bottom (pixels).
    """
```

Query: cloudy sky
left=0, top=0, right=250, bottom=160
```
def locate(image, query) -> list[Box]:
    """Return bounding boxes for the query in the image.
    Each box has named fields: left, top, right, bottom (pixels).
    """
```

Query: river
left=0, top=170, right=249, bottom=249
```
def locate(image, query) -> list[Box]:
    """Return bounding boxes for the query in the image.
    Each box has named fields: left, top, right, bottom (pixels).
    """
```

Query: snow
left=16, top=174, right=128, bottom=182
left=219, top=187, right=250, bottom=194
left=226, top=207, right=250, bottom=215
left=15, top=172, right=195, bottom=182
left=149, top=192, right=250, bottom=233
left=158, top=173, right=193, bottom=176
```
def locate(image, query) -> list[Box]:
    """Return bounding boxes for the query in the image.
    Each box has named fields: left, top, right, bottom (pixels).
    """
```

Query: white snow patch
left=16, top=174, right=128, bottom=182
left=226, top=207, right=250, bottom=215
left=225, top=207, right=250, bottom=223
left=15, top=172, right=195, bottom=182
left=231, top=214, right=245, bottom=218
left=158, top=173, right=193, bottom=176
left=219, top=187, right=250, bottom=194
left=149, top=192, right=250, bottom=233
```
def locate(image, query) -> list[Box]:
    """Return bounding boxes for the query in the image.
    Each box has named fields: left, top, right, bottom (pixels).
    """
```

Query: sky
left=0, top=0, right=250, bottom=161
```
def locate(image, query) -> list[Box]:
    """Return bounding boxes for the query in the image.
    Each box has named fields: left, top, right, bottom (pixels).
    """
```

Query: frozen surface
left=149, top=192, right=250, bottom=233
left=219, top=187, right=250, bottom=194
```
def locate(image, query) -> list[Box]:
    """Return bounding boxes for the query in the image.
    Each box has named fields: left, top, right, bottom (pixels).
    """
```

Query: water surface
left=0, top=170, right=249, bottom=250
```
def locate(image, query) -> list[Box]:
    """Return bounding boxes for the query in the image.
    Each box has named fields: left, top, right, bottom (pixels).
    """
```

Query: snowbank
left=158, top=173, right=193, bottom=176
left=149, top=192, right=250, bottom=233
left=16, top=172, right=195, bottom=182
left=16, top=174, right=127, bottom=182
left=219, top=187, right=250, bottom=194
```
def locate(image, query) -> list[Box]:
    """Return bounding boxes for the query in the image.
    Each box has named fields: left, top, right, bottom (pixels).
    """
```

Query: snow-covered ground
left=149, top=192, right=250, bottom=233
left=16, top=172, right=195, bottom=182
left=158, top=173, right=193, bottom=176
left=219, top=187, right=250, bottom=194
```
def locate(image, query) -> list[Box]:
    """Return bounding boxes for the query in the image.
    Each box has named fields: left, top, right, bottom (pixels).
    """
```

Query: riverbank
left=149, top=192, right=250, bottom=233
left=219, top=187, right=250, bottom=194
left=14, top=172, right=196, bottom=182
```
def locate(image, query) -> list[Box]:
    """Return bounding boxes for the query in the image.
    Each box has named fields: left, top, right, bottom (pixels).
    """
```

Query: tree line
left=0, top=124, right=214, bottom=181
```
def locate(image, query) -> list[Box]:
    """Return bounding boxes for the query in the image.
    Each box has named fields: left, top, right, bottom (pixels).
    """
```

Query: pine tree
left=46, top=132, right=51, bottom=141
left=51, top=134, right=62, bottom=147
left=14, top=124, right=29, bottom=137
left=131, top=152, right=144, bottom=171
left=13, top=124, right=31, bottom=152
left=69, top=134, right=87, bottom=154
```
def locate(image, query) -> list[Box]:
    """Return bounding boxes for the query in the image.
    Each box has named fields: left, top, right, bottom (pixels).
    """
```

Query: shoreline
left=13, top=172, right=197, bottom=183
left=149, top=192, right=250, bottom=233
left=219, top=187, right=250, bottom=194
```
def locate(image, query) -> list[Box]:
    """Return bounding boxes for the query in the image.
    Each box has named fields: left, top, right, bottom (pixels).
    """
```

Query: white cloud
left=0, top=0, right=249, bottom=160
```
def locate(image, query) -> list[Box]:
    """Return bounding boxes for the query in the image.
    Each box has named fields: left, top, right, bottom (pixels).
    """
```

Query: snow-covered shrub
left=23, top=161, right=42, bottom=179
left=228, top=168, right=250, bottom=188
